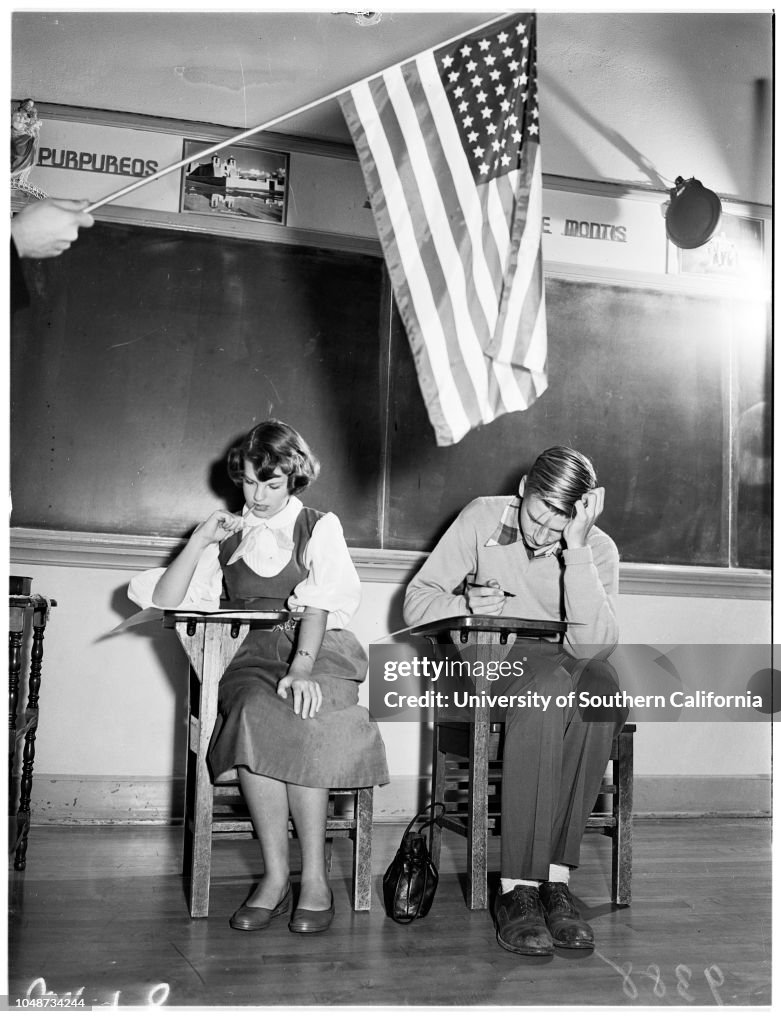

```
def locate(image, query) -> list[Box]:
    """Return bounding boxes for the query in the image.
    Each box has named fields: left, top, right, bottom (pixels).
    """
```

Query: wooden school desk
left=163, top=608, right=373, bottom=917
left=410, top=615, right=634, bottom=909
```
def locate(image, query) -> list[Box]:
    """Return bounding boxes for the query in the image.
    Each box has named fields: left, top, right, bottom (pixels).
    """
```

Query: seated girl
left=128, top=419, right=388, bottom=934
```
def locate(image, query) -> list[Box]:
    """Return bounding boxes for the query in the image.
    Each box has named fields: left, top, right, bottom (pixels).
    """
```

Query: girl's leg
left=287, top=783, right=331, bottom=910
left=237, top=767, right=291, bottom=908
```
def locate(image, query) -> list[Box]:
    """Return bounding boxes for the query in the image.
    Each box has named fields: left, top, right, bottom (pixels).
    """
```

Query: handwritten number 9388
left=596, top=953, right=725, bottom=1006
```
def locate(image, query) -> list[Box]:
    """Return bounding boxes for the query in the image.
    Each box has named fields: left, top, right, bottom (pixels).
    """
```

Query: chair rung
left=586, top=813, right=616, bottom=829
left=188, top=714, right=200, bottom=753
left=207, top=812, right=358, bottom=833
left=211, top=820, right=255, bottom=834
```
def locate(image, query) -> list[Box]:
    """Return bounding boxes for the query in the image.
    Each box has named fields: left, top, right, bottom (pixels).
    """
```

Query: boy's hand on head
left=563, top=487, right=604, bottom=549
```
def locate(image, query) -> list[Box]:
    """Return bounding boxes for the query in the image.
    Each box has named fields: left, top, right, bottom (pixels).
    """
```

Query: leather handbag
left=382, top=804, right=444, bottom=924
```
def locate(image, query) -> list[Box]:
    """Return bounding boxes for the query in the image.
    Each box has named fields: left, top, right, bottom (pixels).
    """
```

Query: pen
left=469, top=581, right=516, bottom=598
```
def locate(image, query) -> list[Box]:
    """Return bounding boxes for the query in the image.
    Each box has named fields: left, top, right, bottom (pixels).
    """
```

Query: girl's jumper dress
left=128, top=498, right=388, bottom=790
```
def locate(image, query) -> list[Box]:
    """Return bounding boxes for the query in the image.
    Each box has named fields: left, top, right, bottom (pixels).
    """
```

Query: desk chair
left=412, top=616, right=635, bottom=911
left=164, top=610, right=374, bottom=918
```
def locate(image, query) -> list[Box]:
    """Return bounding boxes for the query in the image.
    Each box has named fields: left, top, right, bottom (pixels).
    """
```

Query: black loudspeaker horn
left=665, top=176, right=722, bottom=250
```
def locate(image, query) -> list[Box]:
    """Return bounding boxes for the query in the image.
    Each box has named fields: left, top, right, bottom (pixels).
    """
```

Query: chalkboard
left=11, top=222, right=386, bottom=546
left=11, top=223, right=769, bottom=568
left=386, top=278, right=746, bottom=566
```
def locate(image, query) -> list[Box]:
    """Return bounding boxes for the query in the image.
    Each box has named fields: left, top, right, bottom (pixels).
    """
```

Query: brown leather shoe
left=229, top=882, right=291, bottom=931
left=494, top=885, right=554, bottom=956
left=289, top=891, right=335, bottom=934
left=539, top=882, right=595, bottom=949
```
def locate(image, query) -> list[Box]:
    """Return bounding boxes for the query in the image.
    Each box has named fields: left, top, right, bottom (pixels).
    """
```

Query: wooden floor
left=7, top=818, right=771, bottom=1010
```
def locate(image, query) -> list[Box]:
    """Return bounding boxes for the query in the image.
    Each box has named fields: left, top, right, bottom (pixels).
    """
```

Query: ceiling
left=11, top=11, right=502, bottom=144
left=11, top=8, right=774, bottom=204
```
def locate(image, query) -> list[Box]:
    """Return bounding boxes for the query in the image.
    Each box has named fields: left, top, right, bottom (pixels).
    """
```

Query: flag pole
left=83, top=12, right=514, bottom=214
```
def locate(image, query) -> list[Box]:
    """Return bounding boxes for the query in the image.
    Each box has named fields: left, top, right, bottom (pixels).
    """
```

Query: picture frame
left=180, top=138, right=289, bottom=224
left=666, top=211, right=765, bottom=280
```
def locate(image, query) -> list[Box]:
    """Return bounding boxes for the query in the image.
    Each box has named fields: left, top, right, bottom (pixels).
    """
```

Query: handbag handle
left=392, top=802, right=445, bottom=925
left=400, top=801, right=446, bottom=844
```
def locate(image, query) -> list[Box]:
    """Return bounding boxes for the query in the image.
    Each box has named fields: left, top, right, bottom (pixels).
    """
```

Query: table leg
left=176, top=621, right=247, bottom=917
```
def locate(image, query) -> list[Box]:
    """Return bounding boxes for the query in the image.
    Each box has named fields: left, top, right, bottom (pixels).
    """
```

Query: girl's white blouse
left=127, top=496, right=360, bottom=630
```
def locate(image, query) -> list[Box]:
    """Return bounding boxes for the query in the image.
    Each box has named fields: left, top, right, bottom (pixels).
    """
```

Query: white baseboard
left=22, top=773, right=771, bottom=825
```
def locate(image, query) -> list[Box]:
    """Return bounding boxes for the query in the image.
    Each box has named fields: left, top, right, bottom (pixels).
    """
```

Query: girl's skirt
left=208, top=626, right=389, bottom=789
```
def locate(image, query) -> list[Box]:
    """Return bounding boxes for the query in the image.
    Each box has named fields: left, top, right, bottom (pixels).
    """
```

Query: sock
left=548, top=863, right=570, bottom=884
left=500, top=877, right=540, bottom=893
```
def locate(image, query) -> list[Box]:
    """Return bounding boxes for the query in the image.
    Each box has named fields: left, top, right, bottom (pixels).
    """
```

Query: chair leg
left=352, top=787, right=373, bottom=911
left=188, top=761, right=215, bottom=917
left=184, top=665, right=215, bottom=918
left=430, top=726, right=447, bottom=872
left=466, top=712, right=490, bottom=911
left=613, top=728, right=634, bottom=906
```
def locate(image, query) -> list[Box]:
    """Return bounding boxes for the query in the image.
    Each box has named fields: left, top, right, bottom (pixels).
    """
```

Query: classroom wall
left=9, top=12, right=773, bottom=825
left=11, top=12, right=772, bottom=206
left=9, top=556, right=771, bottom=824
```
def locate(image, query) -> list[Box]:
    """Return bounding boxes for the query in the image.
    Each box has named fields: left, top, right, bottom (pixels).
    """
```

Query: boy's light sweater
left=403, top=496, right=619, bottom=658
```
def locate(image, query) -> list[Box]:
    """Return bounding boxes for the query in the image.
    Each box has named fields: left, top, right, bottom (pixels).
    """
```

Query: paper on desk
left=109, top=607, right=167, bottom=634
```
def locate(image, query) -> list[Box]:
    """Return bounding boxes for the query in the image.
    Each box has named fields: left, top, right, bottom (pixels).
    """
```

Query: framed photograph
left=180, top=139, right=289, bottom=224
left=667, top=212, right=765, bottom=280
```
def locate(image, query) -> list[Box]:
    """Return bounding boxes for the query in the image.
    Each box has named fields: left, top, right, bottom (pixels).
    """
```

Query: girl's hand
left=563, top=487, right=605, bottom=550
left=466, top=579, right=506, bottom=616
left=194, top=510, right=243, bottom=546
left=277, top=673, right=323, bottom=719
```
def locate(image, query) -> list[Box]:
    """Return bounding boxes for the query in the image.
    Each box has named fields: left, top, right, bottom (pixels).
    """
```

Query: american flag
left=340, top=13, right=547, bottom=446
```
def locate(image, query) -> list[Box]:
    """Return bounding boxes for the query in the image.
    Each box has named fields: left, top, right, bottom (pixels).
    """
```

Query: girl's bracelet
left=296, top=650, right=315, bottom=661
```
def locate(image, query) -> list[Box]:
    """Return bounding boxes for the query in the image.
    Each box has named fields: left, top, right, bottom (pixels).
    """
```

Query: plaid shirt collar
left=486, top=497, right=561, bottom=558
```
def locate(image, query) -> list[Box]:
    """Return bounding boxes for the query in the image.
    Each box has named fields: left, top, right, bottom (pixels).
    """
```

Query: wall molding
left=10, top=527, right=771, bottom=600
left=19, top=104, right=775, bottom=223
left=26, top=773, right=771, bottom=824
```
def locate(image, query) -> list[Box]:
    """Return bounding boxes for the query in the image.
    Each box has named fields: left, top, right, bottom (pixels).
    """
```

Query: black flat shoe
left=494, top=885, right=554, bottom=956
left=289, top=891, right=335, bottom=934
left=539, top=881, right=595, bottom=949
left=229, top=882, right=292, bottom=931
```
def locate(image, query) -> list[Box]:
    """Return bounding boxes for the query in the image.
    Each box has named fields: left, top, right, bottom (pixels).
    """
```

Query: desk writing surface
left=163, top=608, right=290, bottom=625
left=410, top=616, right=567, bottom=638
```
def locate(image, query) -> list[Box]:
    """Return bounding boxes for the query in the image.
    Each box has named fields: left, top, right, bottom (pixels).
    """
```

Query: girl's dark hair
left=227, top=420, right=319, bottom=495
left=525, top=446, right=597, bottom=516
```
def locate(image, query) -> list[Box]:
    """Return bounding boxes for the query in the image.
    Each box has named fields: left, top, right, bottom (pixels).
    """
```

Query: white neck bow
left=227, top=515, right=296, bottom=576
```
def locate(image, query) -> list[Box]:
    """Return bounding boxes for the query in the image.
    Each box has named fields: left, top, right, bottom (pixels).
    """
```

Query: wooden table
left=9, top=593, right=57, bottom=870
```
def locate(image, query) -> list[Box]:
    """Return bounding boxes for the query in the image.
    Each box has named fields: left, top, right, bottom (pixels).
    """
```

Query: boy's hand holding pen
left=466, top=577, right=514, bottom=616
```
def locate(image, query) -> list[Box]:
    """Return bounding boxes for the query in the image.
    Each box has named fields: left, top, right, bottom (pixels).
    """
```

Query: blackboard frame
left=10, top=212, right=771, bottom=572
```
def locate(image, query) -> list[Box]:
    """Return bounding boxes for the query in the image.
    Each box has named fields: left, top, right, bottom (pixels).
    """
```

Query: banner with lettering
left=540, top=189, right=668, bottom=274
left=24, top=120, right=183, bottom=212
